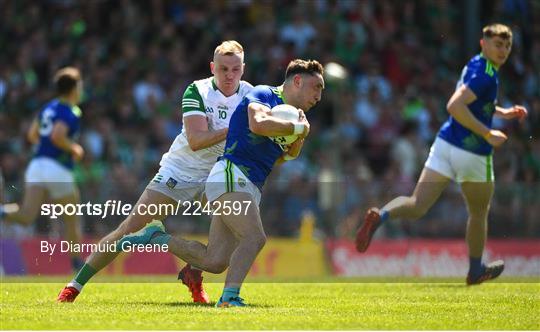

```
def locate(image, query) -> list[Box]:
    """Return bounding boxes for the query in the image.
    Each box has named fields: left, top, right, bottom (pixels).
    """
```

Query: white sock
left=67, top=280, right=83, bottom=292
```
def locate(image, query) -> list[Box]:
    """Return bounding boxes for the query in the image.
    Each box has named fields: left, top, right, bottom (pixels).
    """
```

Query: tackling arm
left=184, top=115, right=228, bottom=151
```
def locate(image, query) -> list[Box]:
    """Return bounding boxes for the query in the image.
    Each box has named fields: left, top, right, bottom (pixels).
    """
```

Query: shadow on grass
left=420, top=283, right=467, bottom=289
left=139, top=301, right=275, bottom=308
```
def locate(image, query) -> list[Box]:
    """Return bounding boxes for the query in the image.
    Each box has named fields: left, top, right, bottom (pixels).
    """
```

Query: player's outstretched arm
left=247, top=102, right=307, bottom=137
left=447, top=85, right=507, bottom=147
left=495, top=105, right=528, bottom=120
left=184, top=115, right=228, bottom=151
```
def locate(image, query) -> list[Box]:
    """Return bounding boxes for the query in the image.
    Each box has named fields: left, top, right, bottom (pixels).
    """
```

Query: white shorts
left=205, top=159, right=262, bottom=206
left=25, top=157, right=77, bottom=199
left=425, top=137, right=494, bottom=182
left=145, top=165, right=206, bottom=202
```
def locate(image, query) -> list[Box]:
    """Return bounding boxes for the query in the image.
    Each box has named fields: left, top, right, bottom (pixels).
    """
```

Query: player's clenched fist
left=484, top=130, right=508, bottom=148
left=297, top=109, right=310, bottom=138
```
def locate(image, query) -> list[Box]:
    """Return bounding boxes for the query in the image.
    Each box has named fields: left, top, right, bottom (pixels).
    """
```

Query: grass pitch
left=1, top=277, right=538, bottom=330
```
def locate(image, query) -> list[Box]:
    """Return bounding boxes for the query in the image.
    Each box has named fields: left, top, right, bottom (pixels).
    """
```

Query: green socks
left=73, top=263, right=97, bottom=286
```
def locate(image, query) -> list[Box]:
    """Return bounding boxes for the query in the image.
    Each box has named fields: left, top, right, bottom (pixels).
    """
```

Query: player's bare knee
left=206, top=260, right=228, bottom=274
left=237, top=232, right=266, bottom=251
left=250, top=233, right=266, bottom=251
left=412, top=207, right=429, bottom=220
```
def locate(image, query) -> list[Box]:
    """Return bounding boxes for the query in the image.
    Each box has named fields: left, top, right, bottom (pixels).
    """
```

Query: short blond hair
left=483, top=23, right=512, bottom=40
left=214, top=40, right=244, bottom=57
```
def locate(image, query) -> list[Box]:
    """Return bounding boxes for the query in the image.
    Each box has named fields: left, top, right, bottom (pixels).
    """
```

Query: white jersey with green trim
left=159, top=77, right=253, bottom=181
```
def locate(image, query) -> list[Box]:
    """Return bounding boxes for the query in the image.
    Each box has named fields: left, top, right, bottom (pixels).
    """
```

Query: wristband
left=483, top=131, right=492, bottom=140
left=293, top=123, right=305, bottom=135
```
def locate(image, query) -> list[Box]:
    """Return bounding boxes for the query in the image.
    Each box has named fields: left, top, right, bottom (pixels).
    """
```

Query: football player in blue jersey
left=2, top=67, right=85, bottom=270
left=57, top=41, right=251, bottom=303
left=355, top=24, right=528, bottom=285
left=119, top=59, right=324, bottom=307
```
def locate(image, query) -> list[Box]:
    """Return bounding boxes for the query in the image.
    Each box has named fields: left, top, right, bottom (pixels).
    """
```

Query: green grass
left=1, top=278, right=539, bottom=330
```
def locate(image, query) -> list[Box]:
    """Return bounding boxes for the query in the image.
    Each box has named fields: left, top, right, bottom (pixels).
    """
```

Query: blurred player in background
left=119, top=59, right=323, bottom=307
left=1, top=67, right=85, bottom=270
left=355, top=24, right=528, bottom=284
left=57, top=41, right=253, bottom=303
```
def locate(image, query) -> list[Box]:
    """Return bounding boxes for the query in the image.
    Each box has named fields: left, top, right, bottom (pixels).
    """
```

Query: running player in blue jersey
left=355, top=24, right=528, bottom=285
left=2, top=67, right=85, bottom=270
left=119, top=59, right=324, bottom=307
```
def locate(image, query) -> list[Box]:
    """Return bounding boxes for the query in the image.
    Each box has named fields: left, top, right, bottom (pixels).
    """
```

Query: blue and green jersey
left=438, top=54, right=499, bottom=156
left=34, top=99, right=81, bottom=169
left=221, top=85, right=286, bottom=189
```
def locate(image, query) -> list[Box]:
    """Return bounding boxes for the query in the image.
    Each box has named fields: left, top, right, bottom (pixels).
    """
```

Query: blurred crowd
left=1, top=0, right=539, bottom=239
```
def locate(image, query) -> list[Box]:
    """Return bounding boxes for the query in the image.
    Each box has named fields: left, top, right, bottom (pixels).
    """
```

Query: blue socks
left=469, top=256, right=484, bottom=278
left=221, top=287, right=240, bottom=301
left=379, top=209, right=389, bottom=224
left=150, top=232, right=171, bottom=245
left=71, top=257, right=84, bottom=270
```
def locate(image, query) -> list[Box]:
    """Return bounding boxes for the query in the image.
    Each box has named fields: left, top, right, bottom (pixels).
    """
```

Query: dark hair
left=285, top=59, right=324, bottom=80
left=54, top=67, right=81, bottom=96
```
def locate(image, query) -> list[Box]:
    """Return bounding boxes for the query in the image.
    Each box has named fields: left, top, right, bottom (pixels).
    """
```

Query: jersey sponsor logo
left=462, top=134, right=481, bottom=150
left=482, top=102, right=495, bottom=118
left=205, top=106, right=226, bottom=118
left=273, top=136, right=288, bottom=144
left=166, top=177, right=178, bottom=189
left=217, top=105, right=228, bottom=119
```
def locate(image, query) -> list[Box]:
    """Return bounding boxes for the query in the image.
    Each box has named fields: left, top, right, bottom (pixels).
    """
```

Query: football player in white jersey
left=57, top=41, right=253, bottom=303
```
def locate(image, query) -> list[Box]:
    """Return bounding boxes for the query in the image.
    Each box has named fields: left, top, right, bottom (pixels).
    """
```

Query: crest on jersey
left=238, top=177, right=246, bottom=188
left=166, top=177, right=178, bottom=189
